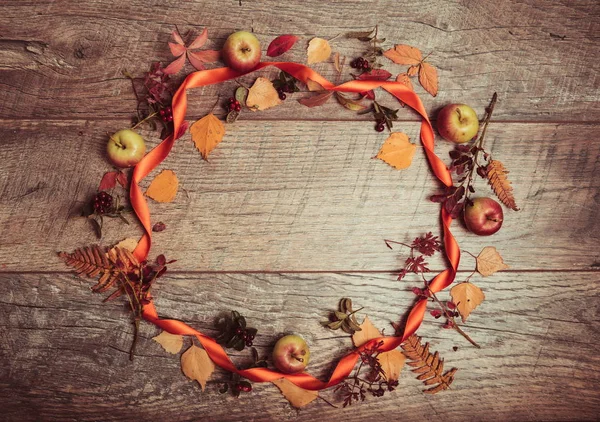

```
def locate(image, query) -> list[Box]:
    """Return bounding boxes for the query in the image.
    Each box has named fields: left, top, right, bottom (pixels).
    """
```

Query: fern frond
left=486, top=159, right=519, bottom=211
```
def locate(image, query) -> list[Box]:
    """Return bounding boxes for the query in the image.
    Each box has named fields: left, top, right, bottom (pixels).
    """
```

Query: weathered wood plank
left=1, top=271, right=598, bottom=421
left=1, top=0, right=598, bottom=121
left=0, top=120, right=598, bottom=272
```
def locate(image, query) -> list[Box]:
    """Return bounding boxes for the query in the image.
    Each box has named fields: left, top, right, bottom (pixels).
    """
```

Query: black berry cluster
left=227, top=97, right=242, bottom=112
left=374, top=118, right=385, bottom=132
left=235, top=327, right=255, bottom=347
left=350, top=57, right=370, bottom=70
left=159, top=106, right=173, bottom=122
left=92, top=191, right=113, bottom=214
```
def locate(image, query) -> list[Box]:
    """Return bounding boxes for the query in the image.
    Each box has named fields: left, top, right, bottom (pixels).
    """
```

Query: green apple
left=272, top=334, right=310, bottom=374
left=437, top=104, right=480, bottom=144
left=222, top=31, right=261, bottom=73
left=106, top=129, right=146, bottom=168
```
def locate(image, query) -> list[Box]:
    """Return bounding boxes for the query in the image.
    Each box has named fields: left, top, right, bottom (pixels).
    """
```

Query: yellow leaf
left=377, top=350, right=406, bottom=382
left=383, top=44, right=423, bottom=65
left=306, top=78, right=325, bottom=92
left=146, top=169, right=178, bottom=203
left=476, top=246, right=509, bottom=276
left=307, top=37, right=331, bottom=64
left=450, top=282, right=485, bottom=323
left=190, top=113, right=226, bottom=160
left=115, top=237, right=138, bottom=252
left=181, top=344, right=215, bottom=391
left=272, top=378, right=318, bottom=408
left=152, top=331, right=183, bottom=354
left=352, top=316, right=382, bottom=347
left=418, top=62, right=438, bottom=97
left=376, top=132, right=417, bottom=170
left=246, top=77, right=282, bottom=111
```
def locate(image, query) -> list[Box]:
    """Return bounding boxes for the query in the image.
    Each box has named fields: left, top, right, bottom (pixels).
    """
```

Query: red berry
left=245, top=340, right=253, bottom=347
left=279, top=92, right=286, bottom=100
left=375, top=123, right=385, bottom=132
left=92, top=191, right=114, bottom=214
left=234, top=104, right=241, bottom=111
left=241, top=384, right=252, bottom=392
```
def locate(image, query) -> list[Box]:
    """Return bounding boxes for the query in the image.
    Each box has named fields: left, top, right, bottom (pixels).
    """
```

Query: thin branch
left=428, top=289, right=481, bottom=348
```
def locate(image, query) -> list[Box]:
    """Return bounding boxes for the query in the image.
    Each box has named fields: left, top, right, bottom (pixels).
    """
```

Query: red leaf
left=116, top=171, right=128, bottom=188
left=168, top=42, right=186, bottom=57
left=171, top=30, right=185, bottom=45
left=298, top=91, right=333, bottom=108
left=187, top=28, right=208, bottom=50
left=187, top=50, right=220, bottom=70
left=186, top=52, right=206, bottom=71
left=152, top=222, right=166, bottom=232
left=360, top=90, right=376, bottom=100
left=267, top=35, right=299, bottom=57
left=163, top=54, right=186, bottom=75
left=98, top=171, right=118, bottom=191
left=357, top=69, right=392, bottom=81
left=430, top=309, right=442, bottom=319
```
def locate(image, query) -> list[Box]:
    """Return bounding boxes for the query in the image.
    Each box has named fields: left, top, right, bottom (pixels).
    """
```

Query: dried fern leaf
left=401, top=334, right=458, bottom=394
left=486, top=159, right=519, bottom=211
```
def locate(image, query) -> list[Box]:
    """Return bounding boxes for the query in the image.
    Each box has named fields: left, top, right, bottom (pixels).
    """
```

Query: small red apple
left=437, top=103, right=480, bottom=144
left=106, top=129, right=146, bottom=168
left=464, top=197, right=504, bottom=236
left=272, top=334, right=310, bottom=374
left=222, top=31, right=261, bottom=73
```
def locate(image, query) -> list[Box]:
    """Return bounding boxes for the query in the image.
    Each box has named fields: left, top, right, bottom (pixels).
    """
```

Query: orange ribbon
left=131, top=62, right=459, bottom=390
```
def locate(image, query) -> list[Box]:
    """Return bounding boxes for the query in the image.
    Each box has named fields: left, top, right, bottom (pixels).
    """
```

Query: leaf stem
left=428, top=288, right=481, bottom=348
left=131, top=111, right=158, bottom=130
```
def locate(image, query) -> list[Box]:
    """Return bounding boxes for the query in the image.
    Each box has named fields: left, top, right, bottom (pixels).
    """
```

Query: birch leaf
left=153, top=331, right=184, bottom=354
left=272, top=378, right=318, bottom=408
left=376, top=132, right=417, bottom=170
left=181, top=344, right=215, bottom=391
left=246, top=77, right=282, bottom=111
left=307, top=37, right=331, bottom=64
left=450, top=282, right=485, bottom=323
left=190, top=113, right=226, bottom=159
left=146, top=170, right=179, bottom=203
left=476, top=246, right=509, bottom=276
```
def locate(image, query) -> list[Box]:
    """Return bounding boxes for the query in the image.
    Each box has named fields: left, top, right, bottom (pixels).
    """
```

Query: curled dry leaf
left=246, top=77, right=282, bottom=111
left=298, top=91, right=333, bottom=108
left=450, top=282, right=485, bottom=323
left=181, top=344, right=215, bottom=391
left=115, top=237, right=138, bottom=252
left=356, top=69, right=392, bottom=81
left=146, top=170, right=179, bottom=203
left=476, top=246, right=509, bottom=276
left=272, top=378, right=318, bottom=408
left=376, top=132, right=417, bottom=170
left=190, top=113, right=226, bottom=159
left=306, top=37, right=331, bottom=64
left=335, top=92, right=367, bottom=111
left=383, top=44, right=423, bottom=65
left=418, top=62, right=438, bottom=97
left=153, top=331, right=184, bottom=354
left=267, top=34, right=299, bottom=57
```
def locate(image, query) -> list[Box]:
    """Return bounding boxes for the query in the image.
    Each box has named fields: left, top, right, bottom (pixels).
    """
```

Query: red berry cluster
left=235, top=382, right=252, bottom=393
left=235, top=327, right=255, bottom=347
left=375, top=118, right=385, bottom=132
left=159, top=106, right=173, bottom=122
left=350, top=57, right=370, bottom=70
left=276, top=83, right=294, bottom=100
left=227, top=97, right=242, bottom=112
left=92, top=191, right=113, bottom=214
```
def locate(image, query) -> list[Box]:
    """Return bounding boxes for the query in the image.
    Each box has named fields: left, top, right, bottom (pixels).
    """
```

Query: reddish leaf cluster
left=98, top=171, right=128, bottom=191
left=144, top=62, right=173, bottom=106
left=385, top=233, right=442, bottom=281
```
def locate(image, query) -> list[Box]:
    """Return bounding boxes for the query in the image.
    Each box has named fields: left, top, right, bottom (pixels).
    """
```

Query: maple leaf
left=181, top=344, right=215, bottom=391
left=164, top=28, right=220, bottom=74
left=267, top=34, right=299, bottom=57
left=418, top=62, right=438, bottom=97
left=405, top=255, right=430, bottom=274
left=306, top=37, right=331, bottom=64
left=153, top=331, right=184, bottom=354
left=486, top=159, right=519, bottom=210
left=190, top=113, right=226, bottom=159
left=476, top=246, right=509, bottom=276
left=375, top=132, right=417, bottom=170
left=272, top=378, right=318, bottom=408
left=146, top=169, right=179, bottom=203
left=246, top=77, right=282, bottom=111
left=383, top=44, right=423, bottom=65
left=450, top=282, right=485, bottom=323
left=411, top=232, right=441, bottom=256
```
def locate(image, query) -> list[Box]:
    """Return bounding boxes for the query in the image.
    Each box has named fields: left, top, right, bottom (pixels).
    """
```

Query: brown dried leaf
left=307, top=37, right=331, bottom=64
left=190, top=113, right=226, bottom=160
left=306, top=78, right=325, bottom=92
left=383, top=44, right=423, bottom=65
left=334, top=52, right=341, bottom=73
left=272, top=378, right=318, bottom=408
left=181, top=344, right=215, bottom=391
left=376, top=132, right=417, bottom=170
left=335, top=92, right=367, bottom=111
left=450, top=282, right=485, bottom=323
left=153, top=331, right=184, bottom=354
left=298, top=91, right=333, bottom=108
left=115, top=237, right=138, bottom=252
left=418, top=62, right=438, bottom=97
left=146, top=170, right=179, bottom=203
left=486, top=160, right=519, bottom=210
left=352, top=316, right=382, bottom=347
left=377, top=349, right=406, bottom=382
left=476, top=246, right=509, bottom=276
left=246, top=77, right=282, bottom=111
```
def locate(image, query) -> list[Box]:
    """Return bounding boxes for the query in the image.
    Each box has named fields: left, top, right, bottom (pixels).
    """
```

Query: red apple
left=106, top=129, right=146, bottom=168
left=464, top=197, right=504, bottom=236
left=222, top=31, right=261, bottom=73
left=272, top=334, right=310, bottom=374
left=437, top=104, right=480, bottom=144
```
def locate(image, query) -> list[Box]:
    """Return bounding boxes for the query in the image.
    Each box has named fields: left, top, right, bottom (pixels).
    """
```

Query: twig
left=428, top=289, right=481, bottom=348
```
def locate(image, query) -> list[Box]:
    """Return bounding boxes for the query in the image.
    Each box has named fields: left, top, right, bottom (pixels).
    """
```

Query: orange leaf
left=246, top=77, right=282, bottom=111
left=352, top=316, right=382, bottom=347
left=306, top=37, right=331, bottom=64
left=476, top=246, right=509, bottom=276
left=396, top=73, right=414, bottom=91
left=376, top=132, right=417, bottom=170
left=486, top=160, right=519, bottom=210
left=418, top=62, right=438, bottom=97
left=272, top=378, right=318, bottom=408
left=450, top=282, right=485, bottom=323
left=383, top=44, right=422, bottom=65
left=190, top=113, right=226, bottom=159
left=152, top=331, right=184, bottom=354
left=407, top=65, right=419, bottom=77
left=146, top=170, right=179, bottom=203
left=181, top=344, right=215, bottom=391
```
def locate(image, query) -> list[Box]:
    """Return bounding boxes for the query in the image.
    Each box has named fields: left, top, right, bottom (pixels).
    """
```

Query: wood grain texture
left=0, top=120, right=598, bottom=271
left=1, top=0, right=599, bottom=121
left=1, top=271, right=598, bottom=421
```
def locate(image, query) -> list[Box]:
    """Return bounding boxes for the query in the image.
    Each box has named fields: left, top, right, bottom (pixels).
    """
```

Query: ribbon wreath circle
left=129, top=62, right=460, bottom=390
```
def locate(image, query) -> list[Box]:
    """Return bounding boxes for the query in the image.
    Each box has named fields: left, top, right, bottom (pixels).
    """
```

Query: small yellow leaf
left=272, top=378, right=318, bottom=408
left=152, top=331, right=184, bottom=354
left=377, top=350, right=406, bottom=382
left=246, top=77, right=282, bottom=111
left=476, top=246, right=509, bottom=276
left=450, top=282, right=485, bottom=323
left=115, top=237, right=138, bottom=252
left=418, top=62, right=438, bottom=97
left=307, top=37, right=331, bottom=64
left=306, top=78, right=325, bottom=92
left=181, top=344, right=215, bottom=391
left=383, top=44, right=423, bottom=65
left=190, top=113, right=226, bottom=160
left=376, top=132, right=417, bottom=170
left=146, top=169, right=179, bottom=203
left=352, top=316, right=382, bottom=347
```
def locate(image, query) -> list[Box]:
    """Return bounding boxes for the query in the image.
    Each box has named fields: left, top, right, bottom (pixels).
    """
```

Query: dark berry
left=234, top=104, right=241, bottom=112
left=375, top=123, right=385, bottom=132
left=159, top=109, right=166, bottom=116
left=92, top=191, right=113, bottom=214
left=235, top=383, right=244, bottom=392
left=235, top=327, right=243, bottom=335
left=241, top=384, right=252, bottom=392
left=245, top=340, right=253, bottom=347
left=279, top=92, right=286, bottom=100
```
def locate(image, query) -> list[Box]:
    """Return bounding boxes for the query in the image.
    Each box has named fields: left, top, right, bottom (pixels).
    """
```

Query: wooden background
left=1, top=0, right=599, bottom=420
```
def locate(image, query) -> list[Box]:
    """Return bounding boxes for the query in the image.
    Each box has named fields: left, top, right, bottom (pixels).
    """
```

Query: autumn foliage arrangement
left=59, top=25, right=519, bottom=409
